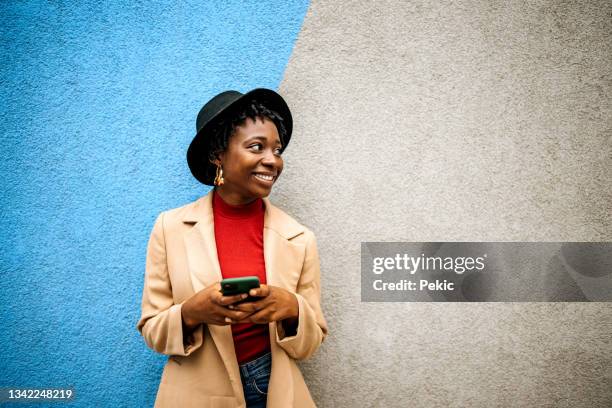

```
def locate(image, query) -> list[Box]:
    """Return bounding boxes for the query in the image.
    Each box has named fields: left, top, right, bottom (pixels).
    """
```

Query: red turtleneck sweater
left=212, top=190, right=270, bottom=364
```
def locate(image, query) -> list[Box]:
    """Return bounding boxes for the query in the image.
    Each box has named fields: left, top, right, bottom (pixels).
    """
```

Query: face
left=214, top=116, right=283, bottom=205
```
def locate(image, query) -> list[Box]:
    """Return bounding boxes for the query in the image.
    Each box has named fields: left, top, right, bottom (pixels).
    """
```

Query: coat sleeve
left=275, top=229, right=328, bottom=360
left=136, top=212, right=204, bottom=356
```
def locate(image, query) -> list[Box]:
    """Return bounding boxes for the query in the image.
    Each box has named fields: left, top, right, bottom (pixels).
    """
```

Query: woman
left=137, top=88, right=327, bottom=408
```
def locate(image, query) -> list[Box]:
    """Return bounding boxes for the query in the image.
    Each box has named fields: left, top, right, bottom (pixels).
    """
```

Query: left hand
left=230, top=284, right=298, bottom=324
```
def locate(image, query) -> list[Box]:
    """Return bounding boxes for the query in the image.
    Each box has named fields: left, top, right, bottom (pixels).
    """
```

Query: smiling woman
left=137, top=89, right=328, bottom=408
left=213, top=116, right=284, bottom=205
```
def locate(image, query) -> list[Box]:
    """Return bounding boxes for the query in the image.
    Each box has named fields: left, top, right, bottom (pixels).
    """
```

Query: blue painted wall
left=0, top=1, right=309, bottom=406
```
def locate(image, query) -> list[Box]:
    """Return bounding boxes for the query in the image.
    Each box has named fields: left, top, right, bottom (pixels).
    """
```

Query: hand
left=181, top=282, right=254, bottom=328
left=230, top=285, right=299, bottom=325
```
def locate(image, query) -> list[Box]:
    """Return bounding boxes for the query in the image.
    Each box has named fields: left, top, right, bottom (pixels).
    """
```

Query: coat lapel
left=262, top=199, right=306, bottom=289
left=183, top=191, right=244, bottom=403
left=183, top=192, right=220, bottom=292
left=262, top=198, right=306, bottom=407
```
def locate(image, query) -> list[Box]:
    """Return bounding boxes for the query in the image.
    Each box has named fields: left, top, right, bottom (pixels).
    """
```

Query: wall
left=0, top=1, right=308, bottom=406
left=273, top=1, right=611, bottom=407
left=1, top=1, right=611, bottom=407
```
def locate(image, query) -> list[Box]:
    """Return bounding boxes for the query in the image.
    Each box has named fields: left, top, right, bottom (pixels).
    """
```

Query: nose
left=261, top=148, right=281, bottom=167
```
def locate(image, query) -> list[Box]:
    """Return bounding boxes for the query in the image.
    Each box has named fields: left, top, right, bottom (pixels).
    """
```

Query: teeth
left=254, top=174, right=274, bottom=181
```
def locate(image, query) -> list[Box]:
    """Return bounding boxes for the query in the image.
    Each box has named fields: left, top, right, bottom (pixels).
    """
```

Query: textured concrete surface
left=0, top=1, right=308, bottom=406
left=2, top=0, right=611, bottom=407
left=273, top=0, right=612, bottom=406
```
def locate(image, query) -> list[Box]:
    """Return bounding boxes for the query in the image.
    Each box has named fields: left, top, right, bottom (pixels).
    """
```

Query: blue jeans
left=239, top=352, right=271, bottom=408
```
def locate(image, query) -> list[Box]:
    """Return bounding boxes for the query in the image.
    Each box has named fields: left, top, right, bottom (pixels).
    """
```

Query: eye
left=274, top=147, right=283, bottom=156
left=248, top=143, right=263, bottom=152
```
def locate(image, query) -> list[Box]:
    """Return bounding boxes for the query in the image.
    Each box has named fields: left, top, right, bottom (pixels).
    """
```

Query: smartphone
left=220, top=276, right=261, bottom=303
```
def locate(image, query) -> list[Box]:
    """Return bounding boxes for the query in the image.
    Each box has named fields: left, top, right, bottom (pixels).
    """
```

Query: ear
left=210, top=151, right=224, bottom=167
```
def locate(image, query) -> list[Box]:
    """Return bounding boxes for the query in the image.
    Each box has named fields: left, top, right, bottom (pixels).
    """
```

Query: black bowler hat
left=187, top=88, right=293, bottom=185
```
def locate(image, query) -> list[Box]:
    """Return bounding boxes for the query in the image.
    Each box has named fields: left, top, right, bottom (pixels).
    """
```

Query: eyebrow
left=244, top=135, right=282, bottom=145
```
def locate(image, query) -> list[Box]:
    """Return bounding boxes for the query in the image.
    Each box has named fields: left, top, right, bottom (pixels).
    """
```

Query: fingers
left=205, top=283, right=275, bottom=325
left=216, top=293, right=248, bottom=306
left=233, top=301, right=277, bottom=324
left=215, top=304, right=252, bottom=324
left=241, top=309, right=273, bottom=324
left=248, top=284, right=270, bottom=298
left=212, top=314, right=247, bottom=325
left=229, top=301, right=263, bottom=313
left=221, top=313, right=252, bottom=324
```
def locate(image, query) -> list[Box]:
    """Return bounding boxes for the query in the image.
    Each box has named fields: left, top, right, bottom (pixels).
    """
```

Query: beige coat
left=137, top=190, right=328, bottom=408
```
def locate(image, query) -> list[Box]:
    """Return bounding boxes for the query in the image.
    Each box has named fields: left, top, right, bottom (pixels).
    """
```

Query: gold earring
left=214, top=165, right=224, bottom=186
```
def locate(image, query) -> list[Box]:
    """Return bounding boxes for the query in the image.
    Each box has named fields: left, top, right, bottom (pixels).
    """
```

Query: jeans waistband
left=238, top=352, right=272, bottom=378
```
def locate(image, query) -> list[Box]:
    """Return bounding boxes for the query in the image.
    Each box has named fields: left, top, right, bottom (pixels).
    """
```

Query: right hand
left=181, top=282, right=252, bottom=328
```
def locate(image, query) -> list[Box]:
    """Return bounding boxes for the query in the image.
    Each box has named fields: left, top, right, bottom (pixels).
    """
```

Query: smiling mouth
left=253, top=173, right=276, bottom=182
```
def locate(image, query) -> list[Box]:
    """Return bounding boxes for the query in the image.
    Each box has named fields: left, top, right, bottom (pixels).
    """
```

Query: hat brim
left=187, top=88, right=293, bottom=186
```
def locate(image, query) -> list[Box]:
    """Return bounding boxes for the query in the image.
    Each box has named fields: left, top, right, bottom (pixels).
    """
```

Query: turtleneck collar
left=212, top=189, right=264, bottom=219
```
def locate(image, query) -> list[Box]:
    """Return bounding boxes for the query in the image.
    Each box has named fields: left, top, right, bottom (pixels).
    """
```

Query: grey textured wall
left=272, top=1, right=611, bottom=407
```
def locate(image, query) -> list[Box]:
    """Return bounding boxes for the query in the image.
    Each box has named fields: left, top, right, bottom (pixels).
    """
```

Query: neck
left=214, top=187, right=258, bottom=206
